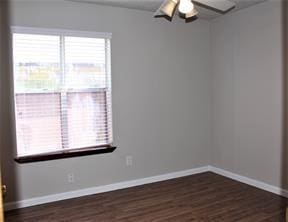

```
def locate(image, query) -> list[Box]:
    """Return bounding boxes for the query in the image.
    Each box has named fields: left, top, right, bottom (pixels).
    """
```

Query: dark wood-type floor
left=4, top=172, right=288, bottom=222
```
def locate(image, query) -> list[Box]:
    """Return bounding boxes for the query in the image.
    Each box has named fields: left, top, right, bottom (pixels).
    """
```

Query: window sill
left=15, top=146, right=117, bottom=164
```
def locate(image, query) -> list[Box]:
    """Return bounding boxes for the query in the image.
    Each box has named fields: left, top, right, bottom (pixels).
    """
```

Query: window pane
left=15, top=93, right=62, bottom=156
left=13, top=34, right=61, bottom=92
left=66, top=92, right=108, bottom=149
left=64, top=37, right=106, bottom=89
left=13, top=30, right=112, bottom=158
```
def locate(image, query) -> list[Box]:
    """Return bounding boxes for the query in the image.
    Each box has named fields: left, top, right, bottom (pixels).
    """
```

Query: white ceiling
left=71, top=0, right=268, bottom=20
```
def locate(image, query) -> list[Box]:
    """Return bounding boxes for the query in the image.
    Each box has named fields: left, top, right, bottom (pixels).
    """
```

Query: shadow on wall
left=0, top=0, right=20, bottom=213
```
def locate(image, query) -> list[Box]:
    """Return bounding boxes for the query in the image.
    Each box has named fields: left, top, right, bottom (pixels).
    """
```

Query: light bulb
left=178, top=0, right=194, bottom=14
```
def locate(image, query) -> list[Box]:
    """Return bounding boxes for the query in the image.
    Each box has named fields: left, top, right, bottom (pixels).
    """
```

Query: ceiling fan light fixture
left=154, top=0, right=235, bottom=22
left=185, top=9, right=198, bottom=18
left=178, top=0, right=194, bottom=14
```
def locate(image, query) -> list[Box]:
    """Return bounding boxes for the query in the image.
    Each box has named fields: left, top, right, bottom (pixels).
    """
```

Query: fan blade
left=185, top=9, right=198, bottom=18
left=154, top=0, right=179, bottom=17
left=193, top=0, right=235, bottom=12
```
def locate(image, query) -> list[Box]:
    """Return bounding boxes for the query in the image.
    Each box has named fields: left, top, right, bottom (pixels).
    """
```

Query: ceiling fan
left=154, top=0, right=236, bottom=20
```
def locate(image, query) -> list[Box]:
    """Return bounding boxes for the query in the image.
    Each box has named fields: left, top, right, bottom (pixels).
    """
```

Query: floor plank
left=4, top=172, right=288, bottom=221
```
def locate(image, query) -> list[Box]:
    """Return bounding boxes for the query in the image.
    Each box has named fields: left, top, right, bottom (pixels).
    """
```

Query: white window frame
left=11, top=26, right=113, bottom=159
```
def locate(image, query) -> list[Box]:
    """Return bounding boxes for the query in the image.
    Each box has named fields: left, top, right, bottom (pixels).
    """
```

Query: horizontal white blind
left=12, top=30, right=112, bottom=157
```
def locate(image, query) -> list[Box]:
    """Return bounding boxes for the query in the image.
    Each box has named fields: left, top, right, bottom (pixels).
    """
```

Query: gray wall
left=211, top=1, right=283, bottom=188
left=3, top=0, right=284, bottom=204
left=2, top=1, right=211, bottom=202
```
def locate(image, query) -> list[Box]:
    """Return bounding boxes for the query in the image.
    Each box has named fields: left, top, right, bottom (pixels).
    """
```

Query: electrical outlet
left=67, top=173, right=75, bottom=183
left=126, top=156, right=133, bottom=166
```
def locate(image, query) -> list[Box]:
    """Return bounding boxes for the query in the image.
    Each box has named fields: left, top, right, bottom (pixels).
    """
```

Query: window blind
left=12, top=29, right=112, bottom=157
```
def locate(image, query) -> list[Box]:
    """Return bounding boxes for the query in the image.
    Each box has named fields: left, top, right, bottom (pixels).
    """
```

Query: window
left=12, top=27, right=114, bottom=161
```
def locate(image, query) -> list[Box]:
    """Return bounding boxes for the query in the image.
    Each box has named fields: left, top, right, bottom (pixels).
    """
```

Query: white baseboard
left=4, top=166, right=209, bottom=211
left=5, top=165, right=288, bottom=211
left=208, top=166, right=288, bottom=198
